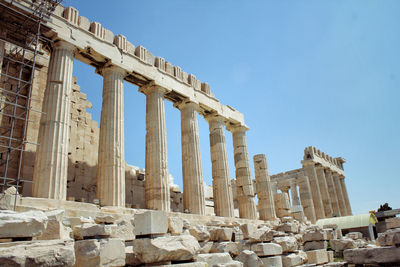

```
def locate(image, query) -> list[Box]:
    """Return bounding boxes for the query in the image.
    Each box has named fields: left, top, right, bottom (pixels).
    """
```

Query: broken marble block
left=0, top=210, right=48, bottom=238
left=134, top=210, right=168, bottom=236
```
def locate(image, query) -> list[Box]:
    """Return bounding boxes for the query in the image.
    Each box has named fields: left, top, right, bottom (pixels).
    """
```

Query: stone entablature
left=302, top=146, right=345, bottom=175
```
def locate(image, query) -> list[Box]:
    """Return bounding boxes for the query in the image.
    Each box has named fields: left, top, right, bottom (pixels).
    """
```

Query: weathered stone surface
left=211, top=241, right=240, bottom=256
left=210, top=228, right=233, bottom=241
left=168, top=217, right=184, bottom=235
left=344, top=246, right=400, bottom=264
left=345, top=231, right=362, bottom=240
left=199, top=241, right=213, bottom=253
left=189, top=225, right=210, bottom=241
left=303, top=229, right=327, bottom=242
left=125, top=246, right=141, bottom=266
left=214, top=260, right=243, bottom=267
left=0, top=239, right=75, bottom=266
left=110, top=218, right=135, bottom=241
left=281, top=252, right=307, bottom=267
left=251, top=242, right=282, bottom=256
left=240, top=224, right=257, bottom=239
left=386, top=217, right=400, bottom=229
left=260, top=255, right=282, bottom=267
left=75, top=238, right=125, bottom=267
left=303, top=240, right=328, bottom=251
left=66, top=216, right=95, bottom=228
left=306, top=249, right=328, bottom=265
left=134, top=210, right=168, bottom=236
left=132, top=235, right=200, bottom=264
left=277, top=222, right=299, bottom=234
left=245, top=226, right=273, bottom=242
left=376, top=228, right=400, bottom=247
left=172, top=263, right=207, bottom=267
left=73, top=223, right=113, bottom=240
left=38, top=210, right=71, bottom=240
left=273, top=236, right=298, bottom=253
left=0, top=210, right=48, bottom=238
left=95, top=214, right=119, bottom=224
left=196, top=252, right=233, bottom=265
left=329, top=238, right=357, bottom=252
left=235, top=250, right=263, bottom=267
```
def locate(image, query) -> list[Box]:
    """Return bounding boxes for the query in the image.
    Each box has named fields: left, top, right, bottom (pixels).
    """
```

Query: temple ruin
left=2, top=1, right=397, bottom=267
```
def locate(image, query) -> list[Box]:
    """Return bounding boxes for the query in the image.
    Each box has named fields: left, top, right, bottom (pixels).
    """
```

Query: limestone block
left=250, top=242, right=282, bottom=256
left=125, top=246, right=141, bottom=266
left=172, top=263, right=208, bottom=267
left=201, top=82, right=211, bottom=95
left=235, top=250, right=263, bottom=267
left=126, top=41, right=135, bottom=56
left=134, top=210, right=168, bottom=236
left=174, top=66, right=182, bottom=80
left=376, top=229, right=400, bottom=247
left=63, top=6, right=78, bottom=25
left=277, top=222, right=299, bottom=234
left=345, top=231, right=363, bottom=240
left=303, top=229, right=327, bottom=242
left=73, top=223, right=113, bottom=240
left=386, top=217, right=400, bottom=229
left=210, top=228, right=233, bottom=241
left=111, top=219, right=135, bottom=241
left=260, top=256, right=282, bottom=267
left=330, top=238, right=357, bottom=252
left=37, top=210, right=71, bottom=240
left=0, top=239, right=75, bottom=266
left=199, top=241, right=213, bottom=253
left=328, top=250, right=334, bottom=262
left=281, top=252, right=307, bottom=267
left=211, top=241, right=241, bottom=256
left=189, top=225, right=210, bottom=241
left=132, top=235, right=200, bottom=264
left=78, top=16, right=90, bottom=31
left=239, top=223, right=257, bottom=239
left=214, top=261, right=243, bottom=267
left=155, top=57, right=166, bottom=71
left=344, top=246, right=400, bottom=264
left=0, top=210, right=48, bottom=238
left=95, top=214, right=119, bottom=224
left=168, top=217, right=184, bottom=235
left=306, top=249, right=329, bottom=265
left=303, top=240, right=328, bottom=251
left=196, top=253, right=233, bottom=265
left=75, top=238, right=125, bottom=267
left=66, top=216, right=95, bottom=228
left=273, top=236, right=298, bottom=253
left=53, top=4, right=64, bottom=16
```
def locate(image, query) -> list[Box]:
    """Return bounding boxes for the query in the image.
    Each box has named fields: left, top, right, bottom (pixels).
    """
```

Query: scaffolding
left=0, top=0, right=62, bottom=209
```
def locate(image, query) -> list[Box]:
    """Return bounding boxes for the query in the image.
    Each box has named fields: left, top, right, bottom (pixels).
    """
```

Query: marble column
left=176, top=101, right=205, bottom=215
left=290, top=180, right=304, bottom=221
left=340, top=176, right=352, bottom=215
left=206, top=115, right=234, bottom=217
left=32, top=41, right=74, bottom=199
left=96, top=66, right=125, bottom=207
left=229, top=125, right=257, bottom=219
left=140, top=84, right=170, bottom=211
left=333, top=172, right=347, bottom=216
left=315, top=165, right=333, bottom=218
left=253, top=154, right=277, bottom=221
left=302, top=161, right=325, bottom=219
left=298, top=175, right=317, bottom=223
left=325, top=168, right=341, bottom=216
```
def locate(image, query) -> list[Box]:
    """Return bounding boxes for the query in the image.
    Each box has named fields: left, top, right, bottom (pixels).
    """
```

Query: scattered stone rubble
left=1, top=207, right=381, bottom=267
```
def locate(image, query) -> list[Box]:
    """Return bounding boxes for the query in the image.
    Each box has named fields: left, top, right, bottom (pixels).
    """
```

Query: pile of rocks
left=0, top=208, right=350, bottom=266
left=344, top=227, right=400, bottom=265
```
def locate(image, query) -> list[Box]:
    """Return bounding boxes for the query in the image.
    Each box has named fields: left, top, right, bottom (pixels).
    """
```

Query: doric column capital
left=226, top=124, right=249, bottom=133
left=174, top=100, right=199, bottom=111
left=339, top=174, right=345, bottom=180
left=204, top=113, right=225, bottom=124
left=301, top=160, right=316, bottom=167
left=314, top=164, right=325, bottom=171
left=53, top=40, right=76, bottom=52
left=97, top=64, right=126, bottom=77
left=139, top=81, right=169, bottom=95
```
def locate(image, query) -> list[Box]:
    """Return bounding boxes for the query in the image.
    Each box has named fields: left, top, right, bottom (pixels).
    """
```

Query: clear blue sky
left=65, top=0, right=400, bottom=215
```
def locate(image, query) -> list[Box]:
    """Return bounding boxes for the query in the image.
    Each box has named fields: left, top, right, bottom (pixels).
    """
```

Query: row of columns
left=302, top=161, right=352, bottom=221
left=32, top=40, right=259, bottom=219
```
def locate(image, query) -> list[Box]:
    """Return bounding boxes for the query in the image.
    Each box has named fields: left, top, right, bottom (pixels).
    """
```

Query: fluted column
left=298, top=175, right=316, bottom=223
left=333, top=172, right=347, bottom=216
left=229, top=125, right=257, bottom=219
left=206, top=115, right=234, bottom=217
left=33, top=41, right=74, bottom=200
left=290, top=181, right=301, bottom=210
left=340, top=175, right=352, bottom=215
left=96, top=66, right=125, bottom=207
left=325, top=169, right=340, bottom=216
left=253, top=154, right=277, bottom=221
left=315, top=165, right=333, bottom=218
left=140, top=84, right=170, bottom=211
left=302, top=161, right=325, bottom=219
left=176, top=101, right=205, bottom=215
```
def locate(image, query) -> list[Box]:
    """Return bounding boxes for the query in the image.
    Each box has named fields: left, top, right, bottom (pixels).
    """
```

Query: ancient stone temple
left=2, top=1, right=388, bottom=267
